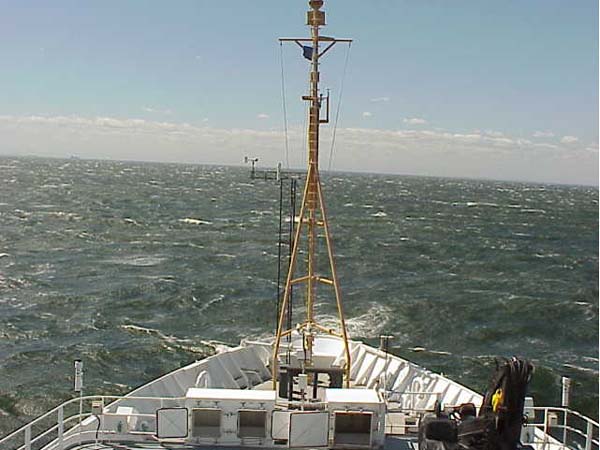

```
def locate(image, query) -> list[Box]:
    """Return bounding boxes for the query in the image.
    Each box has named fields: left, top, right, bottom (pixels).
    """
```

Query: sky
left=0, top=0, right=598, bottom=185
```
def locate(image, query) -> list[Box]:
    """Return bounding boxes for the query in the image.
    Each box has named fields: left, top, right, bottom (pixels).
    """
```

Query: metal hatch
left=289, top=411, right=329, bottom=448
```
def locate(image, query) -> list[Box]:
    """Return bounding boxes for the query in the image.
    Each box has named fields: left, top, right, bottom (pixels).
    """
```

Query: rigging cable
left=327, top=42, right=352, bottom=172
left=301, top=66, right=311, bottom=166
left=279, top=42, right=290, bottom=169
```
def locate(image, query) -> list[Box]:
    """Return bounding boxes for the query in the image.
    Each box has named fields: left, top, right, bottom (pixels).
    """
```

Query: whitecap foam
left=111, top=255, right=166, bottom=267
left=521, top=208, right=546, bottom=214
left=466, top=202, right=499, bottom=208
left=121, top=323, right=213, bottom=355
left=179, top=217, right=212, bottom=225
left=194, top=294, right=225, bottom=313
left=371, top=211, right=388, bottom=218
left=562, top=363, right=599, bottom=375
left=535, top=253, right=560, bottom=258
left=317, top=302, right=393, bottom=339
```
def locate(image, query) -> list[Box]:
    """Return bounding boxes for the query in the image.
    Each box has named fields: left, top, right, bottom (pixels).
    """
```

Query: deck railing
left=524, top=406, right=599, bottom=450
left=0, top=395, right=185, bottom=450
left=1, top=395, right=597, bottom=450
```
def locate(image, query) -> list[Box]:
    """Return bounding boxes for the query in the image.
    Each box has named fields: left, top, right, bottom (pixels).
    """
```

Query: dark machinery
left=419, top=357, right=534, bottom=450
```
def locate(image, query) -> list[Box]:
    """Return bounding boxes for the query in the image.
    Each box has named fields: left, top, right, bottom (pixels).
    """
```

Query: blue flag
left=302, top=46, right=314, bottom=60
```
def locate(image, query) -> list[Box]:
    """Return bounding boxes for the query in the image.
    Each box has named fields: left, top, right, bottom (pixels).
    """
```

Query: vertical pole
left=585, top=421, right=593, bottom=450
left=562, top=410, right=568, bottom=447
left=561, top=377, right=570, bottom=445
left=561, top=376, right=571, bottom=407
left=78, top=391, right=83, bottom=446
left=542, top=408, right=549, bottom=450
left=58, top=406, right=64, bottom=450
left=287, top=179, right=296, bottom=339
left=276, top=178, right=284, bottom=333
left=74, top=359, right=83, bottom=446
left=304, top=0, right=324, bottom=332
left=24, top=426, right=31, bottom=450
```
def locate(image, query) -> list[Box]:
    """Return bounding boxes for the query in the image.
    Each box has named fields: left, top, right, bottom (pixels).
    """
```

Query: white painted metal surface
left=186, top=388, right=276, bottom=401
left=289, top=411, right=329, bottom=448
left=271, top=410, right=291, bottom=441
left=325, top=388, right=381, bottom=404
left=157, top=408, right=188, bottom=439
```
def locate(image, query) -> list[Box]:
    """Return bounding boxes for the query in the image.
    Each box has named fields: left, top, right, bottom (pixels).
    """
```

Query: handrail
left=0, top=395, right=187, bottom=450
left=2, top=394, right=598, bottom=450
left=524, top=406, right=599, bottom=450
left=530, top=406, right=599, bottom=428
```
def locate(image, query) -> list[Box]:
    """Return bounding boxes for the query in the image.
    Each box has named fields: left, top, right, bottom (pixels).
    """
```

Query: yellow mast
left=272, top=0, right=352, bottom=389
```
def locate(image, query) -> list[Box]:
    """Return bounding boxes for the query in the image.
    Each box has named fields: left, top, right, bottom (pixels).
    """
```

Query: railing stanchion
left=585, top=421, right=593, bottom=450
left=78, top=391, right=83, bottom=447
left=563, top=409, right=568, bottom=447
left=542, top=408, right=549, bottom=450
left=58, top=406, right=64, bottom=450
left=24, top=426, right=31, bottom=450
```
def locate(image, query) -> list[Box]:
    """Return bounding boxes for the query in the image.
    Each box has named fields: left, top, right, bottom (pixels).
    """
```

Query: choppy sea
left=0, top=156, right=597, bottom=433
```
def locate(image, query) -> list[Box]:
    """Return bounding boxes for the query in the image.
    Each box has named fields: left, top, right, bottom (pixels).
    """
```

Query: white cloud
left=533, top=130, right=555, bottom=138
left=362, top=111, right=373, bottom=118
left=143, top=106, right=173, bottom=115
left=370, top=96, right=390, bottom=103
left=560, top=135, right=579, bottom=144
left=257, top=113, right=269, bottom=119
left=403, top=117, right=427, bottom=125
left=0, top=114, right=596, bottom=185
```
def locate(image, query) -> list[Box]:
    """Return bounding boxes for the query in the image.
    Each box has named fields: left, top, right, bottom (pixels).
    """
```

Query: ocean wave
left=466, top=202, right=499, bottom=208
left=408, top=347, right=452, bottom=356
left=535, top=253, right=560, bottom=258
left=109, top=255, right=166, bottom=267
left=371, top=211, right=388, bottom=218
left=563, top=363, right=599, bottom=375
left=318, top=303, right=393, bottom=339
left=194, top=294, right=225, bottom=313
left=120, top=324, right=214, bottom=355
left=179, top=217, right=212, bottom=225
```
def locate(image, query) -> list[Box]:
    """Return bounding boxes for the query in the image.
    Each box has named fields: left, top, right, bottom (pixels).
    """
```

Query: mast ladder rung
left=291, top=275, right=310, bottom=284
left=290, top=275, right=333, bottom=286
left=316, top=276, right=334, bottom=285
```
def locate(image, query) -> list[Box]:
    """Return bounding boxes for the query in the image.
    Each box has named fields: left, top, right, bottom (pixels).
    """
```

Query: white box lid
left=325, top=388, right=381, bottom=404
left=186, top=388, right=276, bottom=401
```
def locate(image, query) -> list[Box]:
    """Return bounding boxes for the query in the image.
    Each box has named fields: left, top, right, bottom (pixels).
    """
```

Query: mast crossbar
left=278, top=37, right=353, bottom=43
